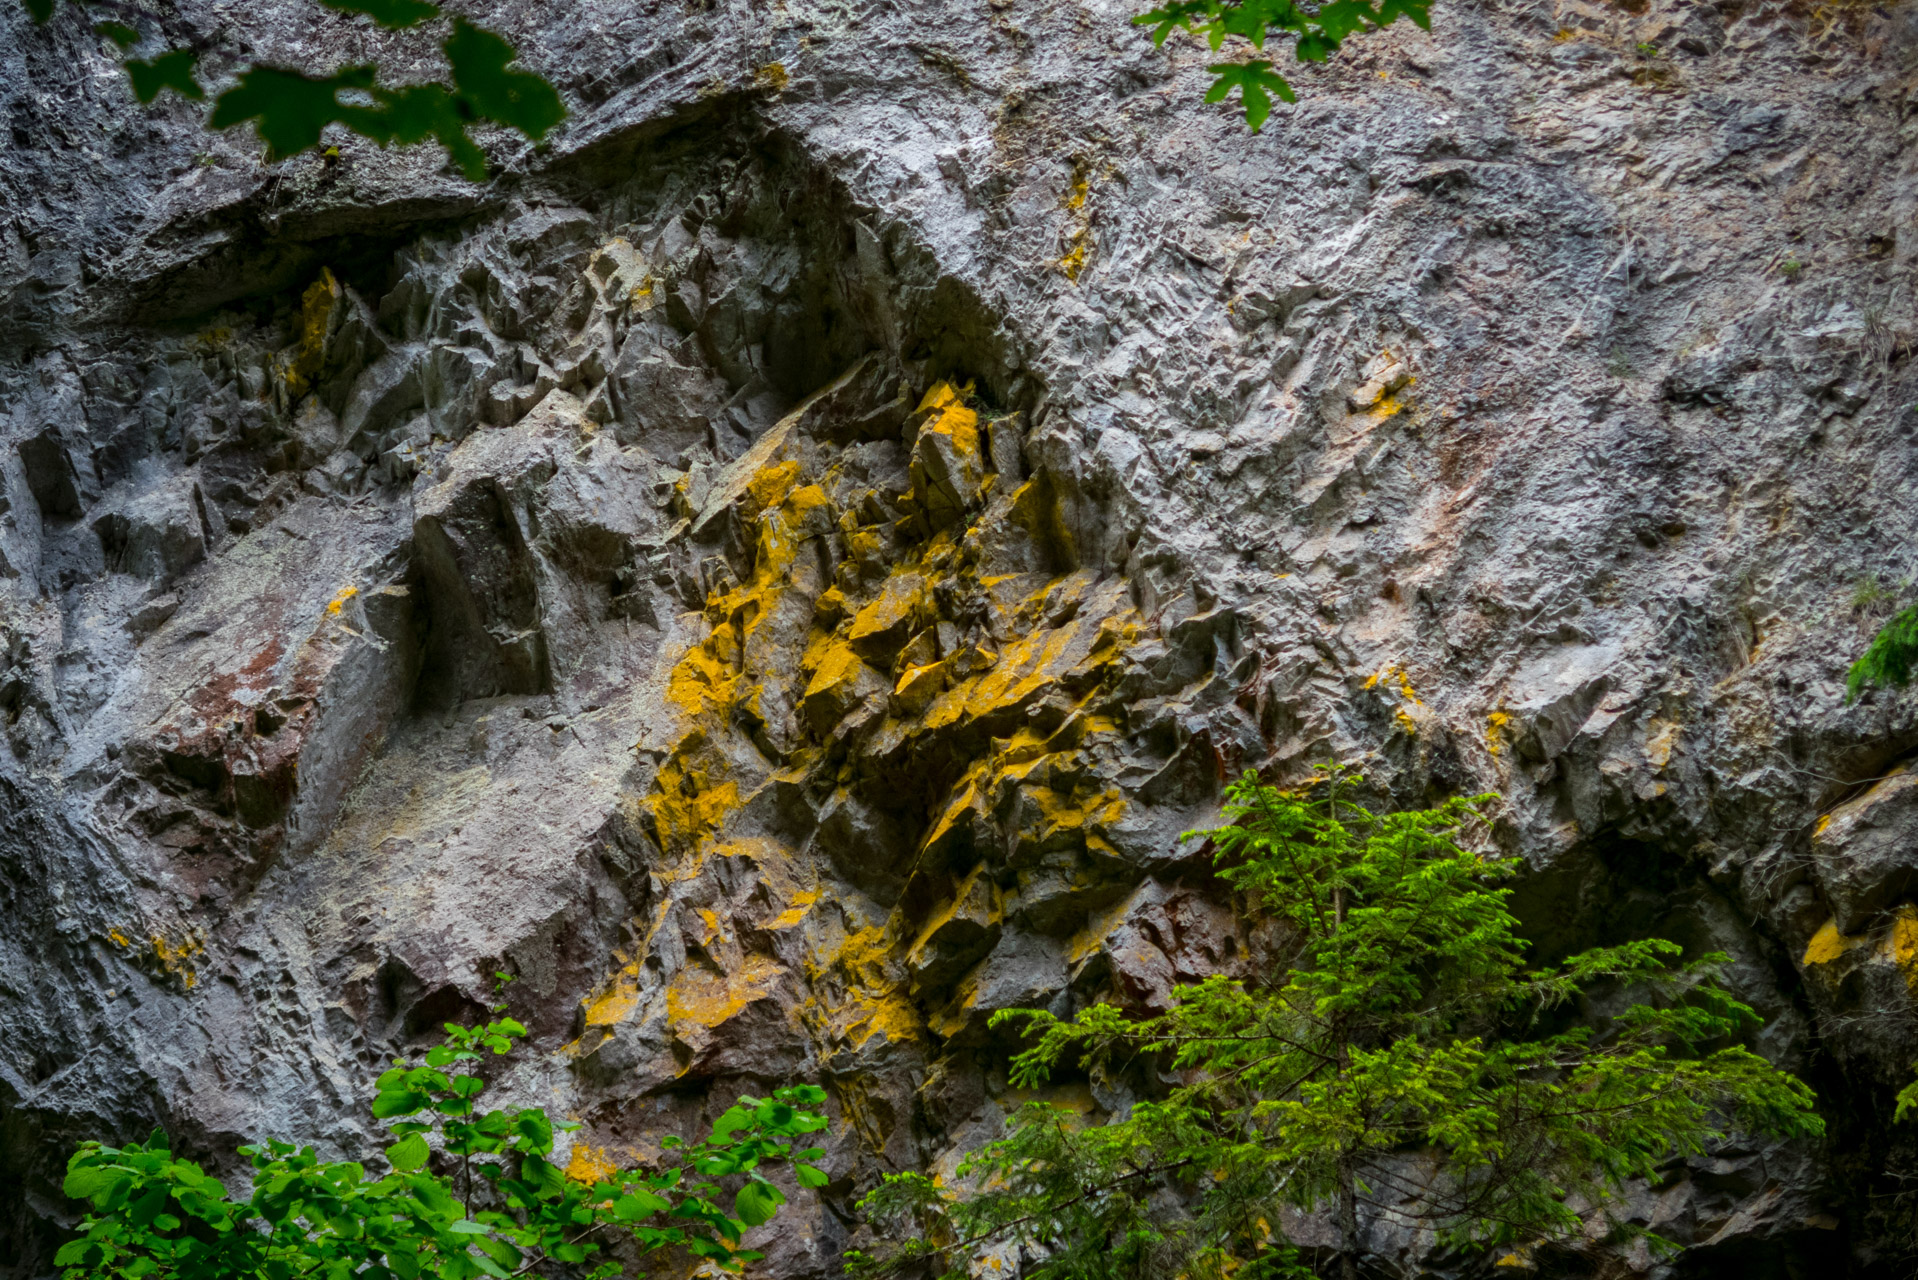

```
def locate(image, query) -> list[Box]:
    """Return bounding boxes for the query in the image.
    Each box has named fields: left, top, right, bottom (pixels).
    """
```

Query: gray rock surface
left=3, top=0, right=1918, bottom=1275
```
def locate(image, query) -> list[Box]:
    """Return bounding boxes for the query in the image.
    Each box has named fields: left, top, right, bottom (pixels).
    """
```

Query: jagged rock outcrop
left=4, top=0, right=1918, bottom=1276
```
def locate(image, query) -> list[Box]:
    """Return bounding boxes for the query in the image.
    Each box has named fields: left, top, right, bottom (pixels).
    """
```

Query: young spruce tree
left=851, top=768, right=1824, bottom=1280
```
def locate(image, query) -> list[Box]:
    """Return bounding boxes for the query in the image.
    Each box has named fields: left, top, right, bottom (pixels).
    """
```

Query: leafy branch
left=1135, top=0, right=1433, bottom=130
left=20, top=0, right=564, bottom=179
left=58, top=975, right=831, bottom=1280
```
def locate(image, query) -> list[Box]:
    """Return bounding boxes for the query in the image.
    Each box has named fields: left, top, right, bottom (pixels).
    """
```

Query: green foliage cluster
left=1848, top=604, right=1918, bottom=702
left=851, top=769, right=1824, bottom=1280
left=21, top=0, right=563, bottom=180
left=1134, top=0, right=1431, bottom=130
left=58, top=979, right=830, bottom=1280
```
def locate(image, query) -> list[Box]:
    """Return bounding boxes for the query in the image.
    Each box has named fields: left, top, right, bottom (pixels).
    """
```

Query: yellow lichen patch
left=325, top=584, right=359, bottom=617
left=1486, top=710, right=1513, bottom=757
left=917, top=379, right=971, bottom=415
left=917, top=383, right=982, bottom=455
left=662, top=458, right=829, bottom=733
left=1368, top=380, right=1414, bottom=420
left=806, top=923, right=921, bottom=1050
left=745, top=459, right=802, bottom=517
left=1364, top=662, right=1421, bottom=704
left=802, top=637, right=877, bottom=731
left=108, top=928, right=131, bottom=948
left=1887, top=907, right=1918, bottom=995
left=1814, top=813, right=1833, bottom=837
left=766, top=889, right=821, bottom=932
left=1802, top=918, right=1869, bottom=968
left=921, top=613, right=1090, bottom=734
left=581, top=960, right=643, bottom=1030
left=565, top=1144, right=622, bottom=1185
left=754, top=61, right=790, bottom=92
left=1046, top=711, right=1121, bottom=753
left=1059, top=236, right=1088, bottom=282
left=151, top=932, right=203, bottom=988
left=645, top=733, right=742, bottom=855
left=664, top=642, right=741, bottom=719
left=847, top=568, right=929, bottom=658
left=1645, top=718, right=1682, bottom=771
left=1058, top=161, right=1093, bottom=282
left=1023, top=781, right=1126, bottom=848
left=892, top=660, right=948, bottom=716
left=667, top=955, right=782, bottom=1032
left=283, top=268, right=341, bottom=399
left=1395, top=707, right=1419, bottom=736
left=909, top=871, right=1001, bottom=960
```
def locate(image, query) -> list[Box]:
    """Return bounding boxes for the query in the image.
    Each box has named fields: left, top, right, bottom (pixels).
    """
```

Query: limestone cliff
left=3, top=0, right=1917, bottom=1275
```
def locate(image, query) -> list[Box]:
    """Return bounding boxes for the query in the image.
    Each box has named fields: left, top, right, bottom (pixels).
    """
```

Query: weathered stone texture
left=4, top=0, right=1918, bottom=1275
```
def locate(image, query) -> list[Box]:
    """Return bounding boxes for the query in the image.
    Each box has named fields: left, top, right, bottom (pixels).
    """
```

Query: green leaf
left=95, top=21, right=141, bottom=48
left=793, top=1163, right=829, bottom=1189
left=128, top=1184, right=170, bottom=1227
left=25, top=0, right=54, bottom=23
left=63, top=1164, right=121, bottom=1202
left=509, top=1110, right=553, bottom=1153
left=321, top=0, right=440, bottom=27
left=209, top=65, right=388, bottom=162
left=53, top=1240, right=96, bottom=1266
left=125, top=50, right=205, bottom=104
left=386, top=1133, right=431, bottom=1173
left=372, top=1088, right=432, bottom=1119
left=443, top=19, right=565, bottom=141
left=734, top=1180, right=784, bottom=1228
left=612, top=1190, right=671, bottom=1221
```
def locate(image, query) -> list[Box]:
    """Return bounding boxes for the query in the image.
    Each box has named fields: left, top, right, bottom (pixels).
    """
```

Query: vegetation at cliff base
left=850, top=768, right=1825, bottom=1280
left=57, top=980, right=830, bottom=1280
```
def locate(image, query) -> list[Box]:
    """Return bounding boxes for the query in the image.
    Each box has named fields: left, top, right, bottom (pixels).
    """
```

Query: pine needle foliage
left=57, top=980, right=831, bottom=1280
left=850, top=768, right=1824, bottom=1280
left=1848, top=603, right=1918, bottom=702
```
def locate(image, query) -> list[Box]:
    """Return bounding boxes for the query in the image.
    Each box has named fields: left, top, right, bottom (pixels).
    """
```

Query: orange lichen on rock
left=564, top=1144, right=622, bottom=1185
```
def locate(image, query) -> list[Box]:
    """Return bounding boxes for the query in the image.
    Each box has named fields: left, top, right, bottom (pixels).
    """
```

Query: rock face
left=3, top=0, right=1918, bottom=1275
